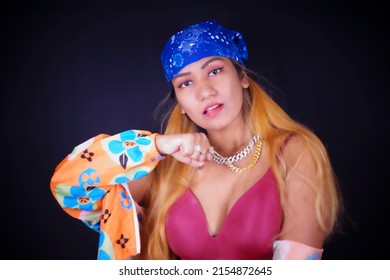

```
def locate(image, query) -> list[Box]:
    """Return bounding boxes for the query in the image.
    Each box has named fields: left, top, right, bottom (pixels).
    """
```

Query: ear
left=181, top=107, right=186, bottom=115
left=241, top=71, right=249, bottom=89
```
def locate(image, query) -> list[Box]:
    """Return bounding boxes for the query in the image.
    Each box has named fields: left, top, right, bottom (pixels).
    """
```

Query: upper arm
left=126, top=172, right=153, bottom=207
left=278, top=136, right=325, bottom=248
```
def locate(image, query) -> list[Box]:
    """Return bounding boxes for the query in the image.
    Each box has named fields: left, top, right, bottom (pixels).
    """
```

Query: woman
left=50, top=20, right=340, bottom=260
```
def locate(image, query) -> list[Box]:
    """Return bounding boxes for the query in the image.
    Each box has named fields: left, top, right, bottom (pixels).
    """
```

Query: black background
left=2, top=0, right=388, bottom=259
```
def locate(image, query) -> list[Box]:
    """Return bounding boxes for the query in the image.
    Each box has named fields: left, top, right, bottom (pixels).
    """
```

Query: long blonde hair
left=139, top=72, right=340, bottom=260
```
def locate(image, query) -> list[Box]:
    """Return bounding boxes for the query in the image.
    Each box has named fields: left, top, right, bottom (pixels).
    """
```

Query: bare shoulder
left=279, top=134, right=316, bottom=172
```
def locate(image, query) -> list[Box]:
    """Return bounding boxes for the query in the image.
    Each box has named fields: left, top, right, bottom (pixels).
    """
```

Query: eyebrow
left=172, top=72, right=190, bottom=81
left=201, top=57, right=224, bottom=69
left=172, top=57, right=224, bottom=81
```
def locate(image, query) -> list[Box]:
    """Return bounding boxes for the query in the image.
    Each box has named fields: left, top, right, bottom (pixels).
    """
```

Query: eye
left=178, top=80, right=192, bottom=88
left=209, top=67, right=223, bottom=76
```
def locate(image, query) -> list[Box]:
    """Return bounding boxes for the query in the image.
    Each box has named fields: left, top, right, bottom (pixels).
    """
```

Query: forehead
left=177, top=56, right=230, bottom=74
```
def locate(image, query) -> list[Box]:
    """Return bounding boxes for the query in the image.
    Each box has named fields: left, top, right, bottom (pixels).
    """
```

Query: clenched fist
left=156, top=133, right=213, bottom=168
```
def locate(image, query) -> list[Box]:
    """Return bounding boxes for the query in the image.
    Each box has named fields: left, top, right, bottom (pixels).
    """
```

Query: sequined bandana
left=161, top=20, right=248, bottom=83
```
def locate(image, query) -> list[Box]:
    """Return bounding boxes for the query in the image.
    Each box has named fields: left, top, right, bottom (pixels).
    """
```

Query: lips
left=203, top=103, right=223, bottom=116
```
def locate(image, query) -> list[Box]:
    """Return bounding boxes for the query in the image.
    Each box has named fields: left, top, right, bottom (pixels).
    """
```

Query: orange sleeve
left=50, top=129, right=164, bottom=259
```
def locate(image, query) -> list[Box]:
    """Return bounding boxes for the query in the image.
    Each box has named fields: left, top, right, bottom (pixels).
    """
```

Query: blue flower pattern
left=108, top=130, right=151, bottom=168
left=98, top=231, right=113, bottom=260
left=53, top=130, right=162, bottom=259
left=63, top=168, right=105, bottom=211
left=118, top=190, right=133, bottom=210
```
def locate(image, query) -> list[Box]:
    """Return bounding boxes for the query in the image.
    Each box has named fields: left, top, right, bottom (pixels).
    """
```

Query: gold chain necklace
left=210, top=136, right=263, bottom=173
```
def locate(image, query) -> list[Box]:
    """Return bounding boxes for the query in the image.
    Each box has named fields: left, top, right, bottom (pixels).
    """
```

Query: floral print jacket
left=50, top=130, right=163, bottom=259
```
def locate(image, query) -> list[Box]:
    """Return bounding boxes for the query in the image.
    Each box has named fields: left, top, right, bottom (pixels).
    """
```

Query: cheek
left=231, top=93, right=244, bottom=112
left=177, top=98, right=203, bottom=123
left=176, top=96, right=195, bottom=115
left=224, top=82, right=244, bottom=103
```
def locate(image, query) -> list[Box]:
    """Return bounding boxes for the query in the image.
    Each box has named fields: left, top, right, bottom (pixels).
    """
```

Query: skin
left=128, top=56, right=325, bottom=250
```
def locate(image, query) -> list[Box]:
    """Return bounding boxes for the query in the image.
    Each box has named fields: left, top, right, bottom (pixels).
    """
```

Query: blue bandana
left=161, top=20, right=248, bottom=83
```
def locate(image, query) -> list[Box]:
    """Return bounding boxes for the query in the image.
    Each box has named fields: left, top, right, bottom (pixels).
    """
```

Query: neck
left=207, top=125, right=253, bottom=156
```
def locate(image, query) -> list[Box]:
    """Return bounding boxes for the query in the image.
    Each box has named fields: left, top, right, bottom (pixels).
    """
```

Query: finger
left=180, top=135, right=199, bottom=156
left=197, top=145, right=211, bottom=160
left=206, top=151, right=213, bottom=161
left=197, top=147, right=208, bottom=156
left=188, top=157, right=205, bottom=169
left=171, top=151, right=203, bottom=167
left=184, top=133, right=205, bottom=154
left=179, top=133, right=211, bottom=163
left=198, top=153, right=207, bottom=162
left=191, top=143, right=211, bottom=161
left=189, top=149, right=202, bottom=163
left=188, top=148, right=206, bottom=168
left=180, top=143, right=194, bottom=156
left=193, top=144, right=202, bottom=154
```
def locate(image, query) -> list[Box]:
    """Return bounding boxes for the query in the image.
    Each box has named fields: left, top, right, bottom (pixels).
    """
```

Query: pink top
left=165, top=168, right=283, bottom=259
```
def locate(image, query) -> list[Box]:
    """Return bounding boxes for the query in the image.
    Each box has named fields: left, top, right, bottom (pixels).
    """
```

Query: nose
left=196, top=79, right=217, bottom=101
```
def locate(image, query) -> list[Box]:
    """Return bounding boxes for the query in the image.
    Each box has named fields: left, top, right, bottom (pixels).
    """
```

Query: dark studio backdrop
left=2, top=0, right=388, bottom=260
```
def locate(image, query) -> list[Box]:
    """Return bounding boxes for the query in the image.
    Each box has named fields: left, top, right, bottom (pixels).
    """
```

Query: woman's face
left=172, top=56, right=249, bottom=132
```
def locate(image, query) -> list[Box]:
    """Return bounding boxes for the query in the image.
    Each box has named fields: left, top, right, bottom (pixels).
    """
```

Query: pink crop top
left=165, top=168, right=283, bottom=260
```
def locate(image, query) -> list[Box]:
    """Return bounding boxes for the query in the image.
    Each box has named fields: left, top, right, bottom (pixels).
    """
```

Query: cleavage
left=189, top=165, right=264, bottom=237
